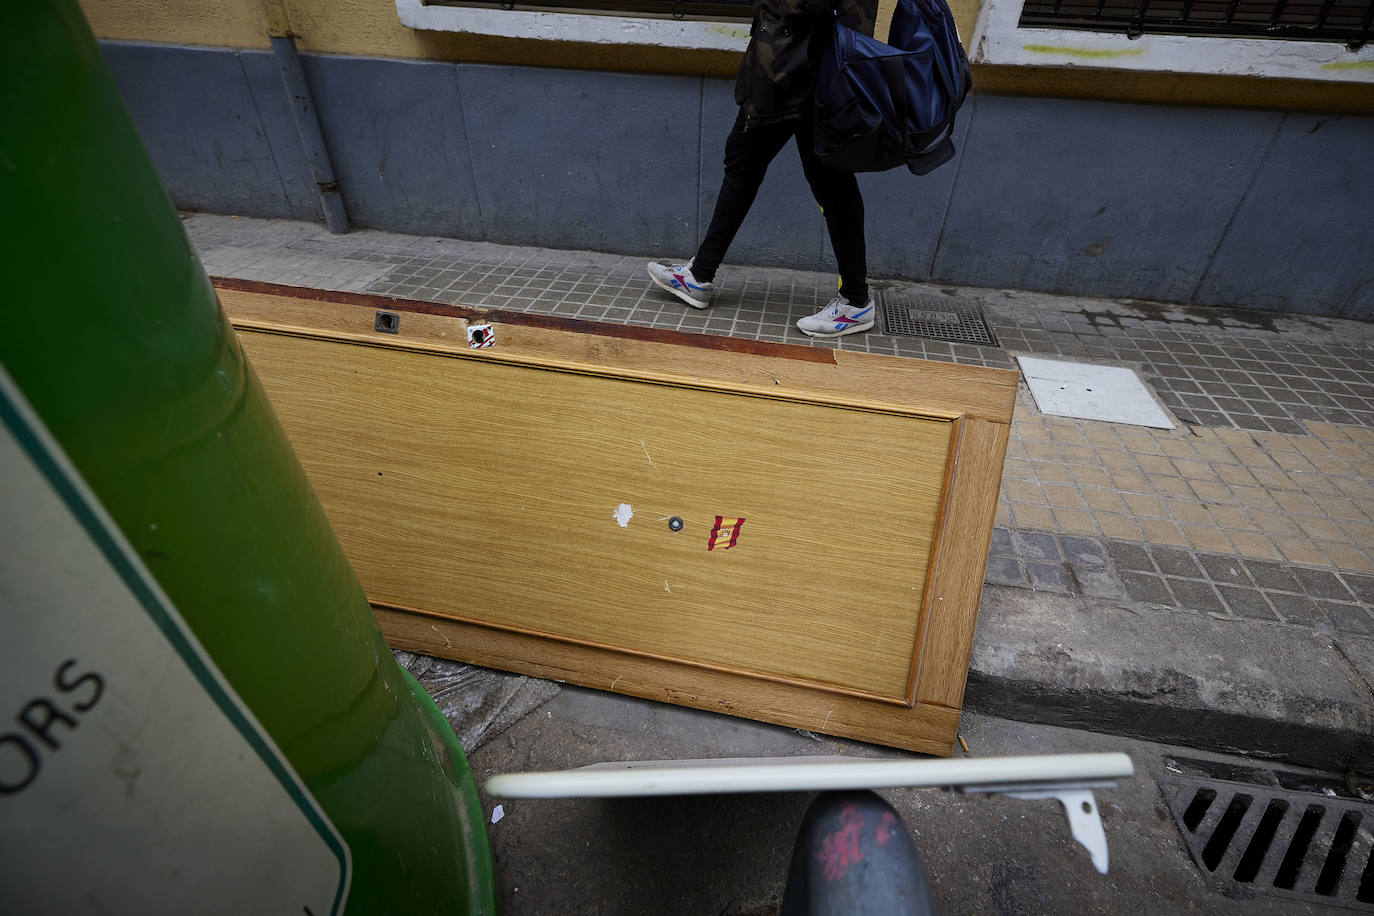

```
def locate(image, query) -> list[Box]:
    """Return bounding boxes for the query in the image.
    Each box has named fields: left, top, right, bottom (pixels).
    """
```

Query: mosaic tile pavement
left=998, top=393, right=1374, bottom=570
left=985, top=527, right=1374, bottom=637
left=994, top=301, right=1374, bottom=433
left=189, top=214, right=1374, bottom=637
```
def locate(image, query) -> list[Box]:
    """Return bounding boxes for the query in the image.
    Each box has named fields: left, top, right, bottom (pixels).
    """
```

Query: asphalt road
left=469, top=686, right=1363, bottom=915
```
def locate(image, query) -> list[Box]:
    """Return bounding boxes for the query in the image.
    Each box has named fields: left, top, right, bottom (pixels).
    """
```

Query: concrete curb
left=964, top=586, right=1374, bottom=772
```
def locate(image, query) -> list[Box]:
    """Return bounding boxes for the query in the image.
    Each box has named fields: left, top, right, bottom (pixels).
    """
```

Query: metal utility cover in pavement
left=880, top=292, right=999, bottom=346
left=1160, top=771, right=1374, bottom=910
left=1018, top=356, right=1174, bottom=429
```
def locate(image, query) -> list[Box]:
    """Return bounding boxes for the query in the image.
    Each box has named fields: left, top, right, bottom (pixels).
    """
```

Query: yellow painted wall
left=78, top=0, right=1372, bottom=112
left=78, top=0, right=983, bottom=60
left=79, top=0, right=270, bottom=50
left=975, top=64, right=1374, bottom=115
left=77, top=0, right=743, bottom=75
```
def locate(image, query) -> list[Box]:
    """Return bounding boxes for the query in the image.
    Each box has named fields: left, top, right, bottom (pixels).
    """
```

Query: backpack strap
left=906, top=124, right=956, bottom=175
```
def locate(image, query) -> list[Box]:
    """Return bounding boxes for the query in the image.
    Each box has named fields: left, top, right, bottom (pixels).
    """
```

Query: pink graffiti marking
left=875, top=810, right=900, bottom=847
left=816, top=805, right=866, bottom=882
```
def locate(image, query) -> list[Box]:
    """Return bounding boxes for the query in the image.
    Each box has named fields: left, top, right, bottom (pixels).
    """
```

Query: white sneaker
left=797, top=296, right=875, bottom=338
left=648, top=260, right=712, bottom=309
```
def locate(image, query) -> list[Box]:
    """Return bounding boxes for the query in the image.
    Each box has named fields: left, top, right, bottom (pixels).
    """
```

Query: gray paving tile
left=988, top=526, right=1015, bottom=558
left=1166, top=578, right=1227, bottom=614
left=1027, top=563, right=1074, bottom=594
left=1107, top=541, right=1153, bottom=573
left=1216, top=586, right=1279, bottom=621
left=1121, top=571, right=1173, bottom=606
left=1266, top=592, right=1329, bottom=627
left=1012, top=530, right=1061, bottom=562
left=1149, top=546, right=1203, bottom=579
left=1291, top=567, right=1357, bottom=602
left=1072, top=567, right=1127, bottom=600
left=1320, top=601, right=1374, bottom=636
left=1343, top=573, right=1374, bottom=605
left=1060, top=536, right=1107, bottom=567
left=1242, top=559, right=1304, bottom=594
left=985, top=556, right=1026, bottom=588
left=1196, top=554, right=1252, bottom=587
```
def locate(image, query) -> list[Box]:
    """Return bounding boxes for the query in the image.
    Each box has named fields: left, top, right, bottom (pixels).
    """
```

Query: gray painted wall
left=101, top=40, right=1373, bottom=320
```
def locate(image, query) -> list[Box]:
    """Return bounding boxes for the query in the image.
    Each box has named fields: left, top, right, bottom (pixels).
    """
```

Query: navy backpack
left=813, top=0, right=972, bottom=175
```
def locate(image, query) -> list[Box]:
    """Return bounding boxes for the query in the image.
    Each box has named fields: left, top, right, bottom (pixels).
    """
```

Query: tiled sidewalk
left=189, top=213, right=1374, bottom=639
left=990, top=392, right=1374, bottom=635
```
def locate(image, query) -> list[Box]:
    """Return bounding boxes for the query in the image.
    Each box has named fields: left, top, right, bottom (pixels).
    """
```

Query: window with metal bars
left=423, top=0, right=753, bottom=20
left=1017, top=0, right=1373, bottom=48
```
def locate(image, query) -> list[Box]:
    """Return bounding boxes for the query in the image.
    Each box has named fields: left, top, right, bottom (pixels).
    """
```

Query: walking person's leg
left=693, top=111, right=795, bottom=283
left=648, top=109, right=794, bottom=309
left=793, top=114, right=875, bottom=338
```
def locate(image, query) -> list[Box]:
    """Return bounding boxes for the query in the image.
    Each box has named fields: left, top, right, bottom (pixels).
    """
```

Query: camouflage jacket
left=733, top=0, right=878, bottom=125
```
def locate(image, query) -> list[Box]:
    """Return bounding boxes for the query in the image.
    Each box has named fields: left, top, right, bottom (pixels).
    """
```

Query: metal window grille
left=1018, top=0, right=1374, bottom=47
left=424, top=0, right=753, bottom=20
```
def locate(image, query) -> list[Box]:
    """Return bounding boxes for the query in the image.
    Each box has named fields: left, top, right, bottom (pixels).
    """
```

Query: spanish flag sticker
left=708, top=516, right=745, bottom=551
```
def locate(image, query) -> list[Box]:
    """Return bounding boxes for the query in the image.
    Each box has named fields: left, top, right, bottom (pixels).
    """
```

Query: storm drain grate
left=1160, top=766, right=1374, bottom=910
left=879, top=291, right=1000, bottom=346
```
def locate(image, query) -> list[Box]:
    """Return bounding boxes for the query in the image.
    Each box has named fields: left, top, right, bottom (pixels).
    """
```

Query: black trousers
left=693, top=108, right=869, bottom=305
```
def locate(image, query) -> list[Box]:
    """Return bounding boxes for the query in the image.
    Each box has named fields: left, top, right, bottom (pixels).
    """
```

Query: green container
left=0, top=3, right=495, bottom=912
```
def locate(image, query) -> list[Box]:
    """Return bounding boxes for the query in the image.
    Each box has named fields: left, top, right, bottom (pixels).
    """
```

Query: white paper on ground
left=1017, top=356, right=1174, bottom=429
